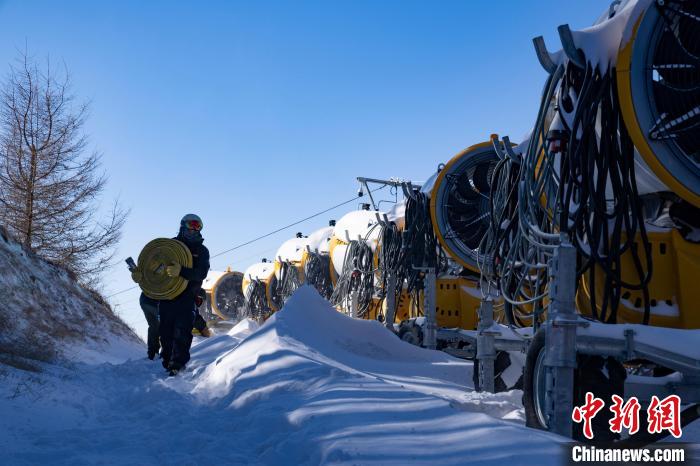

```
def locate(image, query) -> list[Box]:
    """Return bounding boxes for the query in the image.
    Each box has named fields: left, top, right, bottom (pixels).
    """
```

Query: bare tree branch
left=0, top=50, right=128, bottom=285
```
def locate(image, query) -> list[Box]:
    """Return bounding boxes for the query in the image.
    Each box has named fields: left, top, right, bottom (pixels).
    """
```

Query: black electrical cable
left=374, top=191, right=448, bottom=320
left=558, top=62, right=653, bottom=324
left=271, top=261, right=301, bottom=309
left=330, top=238, right=376, bottom=317
left=243, top=279, right=272, bottom=321
left=303, top=251, right=333, bottom=299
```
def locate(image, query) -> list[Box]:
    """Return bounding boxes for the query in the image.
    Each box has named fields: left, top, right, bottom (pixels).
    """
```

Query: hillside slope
left=0, top=226, right=142, bottom=369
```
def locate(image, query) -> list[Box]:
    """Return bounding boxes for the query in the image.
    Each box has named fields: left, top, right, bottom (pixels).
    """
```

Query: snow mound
left=185, top=286, right=563, bottom=464
left=0, top=226, right=142, bottom=368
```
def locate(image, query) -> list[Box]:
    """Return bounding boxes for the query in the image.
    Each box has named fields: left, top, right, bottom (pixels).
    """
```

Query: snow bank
left=0, top=226, right=142, bottom=368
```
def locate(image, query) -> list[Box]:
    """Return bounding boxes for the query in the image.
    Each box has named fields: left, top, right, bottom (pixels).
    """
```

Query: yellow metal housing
left=203, top=270, right=245, bottom=320
left=577, top=229, right=700, bottom=329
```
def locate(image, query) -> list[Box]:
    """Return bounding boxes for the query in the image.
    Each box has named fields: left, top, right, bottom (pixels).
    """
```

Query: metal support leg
left=476, top=299, right=496, bottom=393
left=423, top=268, right=437, bottom=350
left=544, top=241, right=578, bottom=438
left=385, top=273, right=397, bottom=330
left=350, top=288, right=359, bottom=319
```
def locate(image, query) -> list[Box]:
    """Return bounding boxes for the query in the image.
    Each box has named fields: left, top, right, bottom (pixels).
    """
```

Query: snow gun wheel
left=137, top=238, right=193, bottom=300
left=398, top=320, right=423, bottom=346
left=472, top=351, right=523, bottom=393
left=522, top=329, right=626, bottom=442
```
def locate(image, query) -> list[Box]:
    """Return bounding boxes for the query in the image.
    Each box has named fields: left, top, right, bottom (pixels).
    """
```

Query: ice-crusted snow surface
left=1, top=286, right=568, bottom=465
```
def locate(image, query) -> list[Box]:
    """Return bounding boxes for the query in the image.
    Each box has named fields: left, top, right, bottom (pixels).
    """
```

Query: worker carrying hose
left=137, top=288, right=211, bottom=361
left=130, top=214, right=211, bottom=376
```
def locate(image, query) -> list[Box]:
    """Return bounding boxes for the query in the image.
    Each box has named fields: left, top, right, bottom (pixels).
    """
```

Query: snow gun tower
left=473, top=0, right=700, bottom=442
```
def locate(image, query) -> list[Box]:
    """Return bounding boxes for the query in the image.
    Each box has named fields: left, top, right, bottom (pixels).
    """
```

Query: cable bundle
left=303, top=251, right=333, bottom=299
left=330, top=239, right=375, bottom=317
left=271, top=261, right=301, bottom=309
left=377, top=220, right=403, bottom=317
left=243, top=279, right=271, bottom=321
left=375, top=191, right=447, bottom=319
left=559, top=63, right=652, bottom=324
left=480, top=57, right=654, bottom=325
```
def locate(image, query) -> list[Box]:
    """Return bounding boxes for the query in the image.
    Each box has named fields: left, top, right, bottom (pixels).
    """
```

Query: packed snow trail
left=1, top=286, right=569, bottom=465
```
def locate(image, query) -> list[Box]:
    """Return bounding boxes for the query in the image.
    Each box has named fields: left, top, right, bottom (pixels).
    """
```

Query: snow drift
left=2, top=275, right=698, bottom=464
left=0, top=225, right=142, bottom=369
left=2, top=286, right=568, bottom=465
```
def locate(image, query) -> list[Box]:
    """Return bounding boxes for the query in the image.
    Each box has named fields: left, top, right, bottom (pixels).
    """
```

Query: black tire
left=473, top=351, right=523, bottom=393
left=523, top=328, right=625, bottom=442
left=398, top=321, right=423, bottom=346
left=523, top=329, right=548, bottom=431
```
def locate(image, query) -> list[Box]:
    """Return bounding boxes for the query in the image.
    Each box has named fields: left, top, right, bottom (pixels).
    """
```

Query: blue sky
left=0, top=0, right=610, bottom=338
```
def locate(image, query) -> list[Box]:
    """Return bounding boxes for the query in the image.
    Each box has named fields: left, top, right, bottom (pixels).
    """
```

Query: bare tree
left=0, top=51, right=127, bottom=283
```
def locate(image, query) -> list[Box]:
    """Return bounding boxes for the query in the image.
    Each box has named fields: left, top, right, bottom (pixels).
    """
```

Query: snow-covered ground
left=0, top=286, right=566, bottom=465
left=2, top=286, right=698, bottom=465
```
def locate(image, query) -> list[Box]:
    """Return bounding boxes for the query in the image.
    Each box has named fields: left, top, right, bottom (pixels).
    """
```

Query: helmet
left=180, top=214, right=203, bottom=231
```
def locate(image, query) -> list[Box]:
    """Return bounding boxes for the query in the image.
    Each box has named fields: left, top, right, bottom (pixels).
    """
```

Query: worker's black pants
left=140, top=295, right=160, bottom=356
left=159, top=294, right=195, bottom=370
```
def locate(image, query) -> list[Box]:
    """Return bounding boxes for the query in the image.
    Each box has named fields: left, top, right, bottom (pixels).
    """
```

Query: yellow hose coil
left=137, top=238, right=193, bottom=300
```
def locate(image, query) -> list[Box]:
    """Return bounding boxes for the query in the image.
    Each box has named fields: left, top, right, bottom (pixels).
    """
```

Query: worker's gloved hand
left=165, top=263, right=182, bottom=278
left=131, top=269, right=143, bottom=283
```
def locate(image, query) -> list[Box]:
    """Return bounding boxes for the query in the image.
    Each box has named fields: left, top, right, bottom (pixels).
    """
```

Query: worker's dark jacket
left=158, top=233, right=210, bottom=369
left=175, top=234, right=210, bottom=300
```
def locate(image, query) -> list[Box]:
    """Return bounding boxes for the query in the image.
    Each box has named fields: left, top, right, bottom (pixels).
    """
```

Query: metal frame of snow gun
left=522, top=241, right=700, bottom=441
left=472, top=0, right=700, bottom=442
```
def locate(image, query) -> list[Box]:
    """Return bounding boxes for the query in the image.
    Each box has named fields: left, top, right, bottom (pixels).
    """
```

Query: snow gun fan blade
left=430, top=141, right=503, bottom=271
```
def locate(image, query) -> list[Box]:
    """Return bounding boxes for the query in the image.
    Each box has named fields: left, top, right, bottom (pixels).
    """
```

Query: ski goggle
left=183, top=220, right=202, bottom=231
